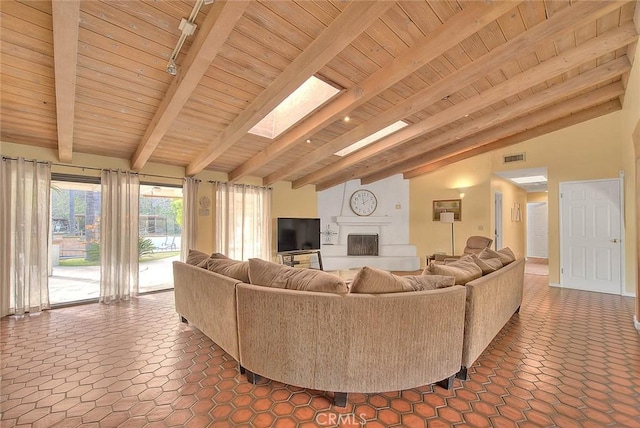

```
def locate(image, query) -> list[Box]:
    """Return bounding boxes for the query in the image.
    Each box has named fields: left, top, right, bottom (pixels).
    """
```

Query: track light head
left=167, top=59, right=177, bottom=75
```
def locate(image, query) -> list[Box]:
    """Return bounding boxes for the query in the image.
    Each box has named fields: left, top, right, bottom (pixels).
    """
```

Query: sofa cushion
left=424, top=256, right=482, bottom=285
left=405, top=274, right=456, bottom=291
left=479, top=247, right=515, bottom=266
left=248, top=258, right=347, bottom=294
left=470, top=254, right=502, bottom=275
left=348, top=267, right=454, bottom=294
left=498, top=247, right=517, bottom=264
left=210, top=252, right=230, bottom=260
left=186, top=249, right=210, bottom=266
left=204, top=258, right=250, bottom=282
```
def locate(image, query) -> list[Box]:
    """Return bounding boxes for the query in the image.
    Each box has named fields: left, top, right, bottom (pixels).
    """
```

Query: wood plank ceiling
left=1, top=0, right=638, bottom=190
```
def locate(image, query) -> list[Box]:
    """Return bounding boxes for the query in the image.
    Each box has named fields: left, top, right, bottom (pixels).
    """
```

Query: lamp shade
left=440, top=211, right=455, bottom=223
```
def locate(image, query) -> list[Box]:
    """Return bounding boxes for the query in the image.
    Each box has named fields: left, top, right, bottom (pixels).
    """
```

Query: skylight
left=335, top=121, right=408, bottom=157
left=511, top=175, right=547, bottom=184
left=248, top=76, right=340, bottom=140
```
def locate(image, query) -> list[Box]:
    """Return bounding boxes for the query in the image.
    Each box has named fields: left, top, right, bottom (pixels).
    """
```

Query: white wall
left=318, top=175, right=419, bottom=271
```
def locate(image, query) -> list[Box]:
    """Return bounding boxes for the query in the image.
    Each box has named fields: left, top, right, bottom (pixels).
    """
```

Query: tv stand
left=277, top=250, right=323, bottom=270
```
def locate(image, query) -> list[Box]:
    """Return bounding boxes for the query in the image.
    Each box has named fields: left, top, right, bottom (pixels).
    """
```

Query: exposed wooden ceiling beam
left=227, top=1, right=520, bottom=181
left=266, top=0, right=629, bottom=186
left=131, top=1, right=248, bottom=171
left=338, top=57, right=630, bottom=184
left=52, top=0, right=80, bottom=163
left=366, top=83, right=624, bottom=183
left=376, top=83, right=625, bottom=182
left=401, top=100, right=623, bottom=181
left=316, top=95, right=622, bottom=192
left=186, top=1, right=395, bottom=176
left=292, top=23, right=638, bottom=189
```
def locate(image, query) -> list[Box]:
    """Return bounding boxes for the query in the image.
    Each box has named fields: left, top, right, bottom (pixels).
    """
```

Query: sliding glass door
left=138, top=184, right=183, bottom=293
left=49, top=178, right=101, bottom=305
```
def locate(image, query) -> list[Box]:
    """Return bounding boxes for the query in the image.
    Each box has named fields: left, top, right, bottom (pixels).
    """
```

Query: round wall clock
left=349, top=189, right=377, bottom=216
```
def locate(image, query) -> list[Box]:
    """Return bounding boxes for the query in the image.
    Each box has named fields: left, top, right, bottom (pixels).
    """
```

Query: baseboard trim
left=622, top=291, right=637, bottom=298
left=549, top=283, right=561, bottom=288
left=635, top=315, right=640, bottom=332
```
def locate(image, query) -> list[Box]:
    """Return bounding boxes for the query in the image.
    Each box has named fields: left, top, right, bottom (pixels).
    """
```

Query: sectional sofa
left=173, top=249, right=524, bottom=406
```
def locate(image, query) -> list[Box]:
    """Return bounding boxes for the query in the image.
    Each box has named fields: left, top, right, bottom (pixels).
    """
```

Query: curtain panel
left=100, top=170, right=140, bottom=304
left=180, top=178, right=199, bottom=262
left=0, top=157, right=51, bottom=316
left=215, top=183, right=272, bottom=261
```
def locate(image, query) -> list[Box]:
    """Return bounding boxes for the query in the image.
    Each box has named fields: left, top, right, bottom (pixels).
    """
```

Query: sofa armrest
left=461, top=258, right=525, bottom=368
left=173, top=261, right=242, bottom=360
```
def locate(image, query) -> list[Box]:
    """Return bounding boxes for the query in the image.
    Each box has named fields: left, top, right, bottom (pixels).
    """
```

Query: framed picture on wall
left=433, top=199, right=462, bottom=221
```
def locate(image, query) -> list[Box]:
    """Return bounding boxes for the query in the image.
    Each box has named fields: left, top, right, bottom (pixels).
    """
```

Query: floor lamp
left=440, top=211, right=455, bottom=256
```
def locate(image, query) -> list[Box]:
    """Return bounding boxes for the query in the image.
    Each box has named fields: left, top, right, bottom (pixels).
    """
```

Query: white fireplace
left=318, top=176, right=420, bottom=271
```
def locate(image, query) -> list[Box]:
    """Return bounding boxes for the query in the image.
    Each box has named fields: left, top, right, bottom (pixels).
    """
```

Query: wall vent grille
left=503, top=153, right=525, bottom=163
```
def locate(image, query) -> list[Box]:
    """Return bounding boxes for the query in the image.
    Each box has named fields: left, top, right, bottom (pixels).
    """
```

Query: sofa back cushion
left=479, top=247, right=516, bottom=266
left=186, top=249, right=210, bottom=266
left=248, top=258, right=347, bottom=294
left=424, top=256, right=482, bottom=285
left=349, top=267, right=455, bottom=294
left=471, top=254, right=502, bottom=275
left=203, top=258, right=250, bottom=283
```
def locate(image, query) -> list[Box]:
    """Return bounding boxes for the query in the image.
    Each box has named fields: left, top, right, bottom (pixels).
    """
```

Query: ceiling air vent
left=503, top=153, right=525, bottom=163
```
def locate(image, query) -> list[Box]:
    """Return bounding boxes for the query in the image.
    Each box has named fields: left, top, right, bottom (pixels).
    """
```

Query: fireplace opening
left=347, top=234, right=379, bottom=256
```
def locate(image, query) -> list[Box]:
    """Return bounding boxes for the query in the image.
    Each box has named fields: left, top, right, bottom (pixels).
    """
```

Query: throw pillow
left=248, top=258, right=347, bottom=294
left=210, top=252, right=230, bottom=259
left=350, top=267, right=418, bottom=294
left=204, top=258, right=250, bottom=282
left=186, top=249, right=210, bottom=266
left=479, top=247, right=515, bottom=266
left=498, top=247, right=516, bottom=264
left=470, top=254, right=501, bottom=275
left=423, top=257, right=482, bottom=285
left=405, top=274, right=456, bottom=291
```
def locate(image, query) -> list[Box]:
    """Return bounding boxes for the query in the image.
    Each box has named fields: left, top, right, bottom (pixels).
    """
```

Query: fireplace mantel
left=336, top=216, right=392, bottom=226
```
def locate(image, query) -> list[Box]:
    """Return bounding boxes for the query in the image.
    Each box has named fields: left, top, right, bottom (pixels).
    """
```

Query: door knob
left=611, top=239, right=619, bottom=243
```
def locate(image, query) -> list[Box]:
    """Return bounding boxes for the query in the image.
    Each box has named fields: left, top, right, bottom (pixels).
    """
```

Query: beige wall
left=621, top=28, right=640, bottom=317
left=0, top=142, right=318, bottom=258
left=488, top=112, right=633, bottom=293
left=527, top=192, right=548, bottom=204
left=409, top=153, right=525, bottom=268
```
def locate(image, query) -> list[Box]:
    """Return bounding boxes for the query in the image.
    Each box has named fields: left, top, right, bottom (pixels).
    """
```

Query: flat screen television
left=277, top=217, right=321, bottom=253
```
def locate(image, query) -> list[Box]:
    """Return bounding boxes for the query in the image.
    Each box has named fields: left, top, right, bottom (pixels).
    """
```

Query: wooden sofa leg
left=179, top=315, right=188, bottom=323
left=238, top=365, right=246, bottom=375
left=245, top=370, right=260, bottom=385
left=456, top=366, right=468, bottom=380
left=436, top=375, right=455, bottom=390
left=334, top=392, right=348, bottom=407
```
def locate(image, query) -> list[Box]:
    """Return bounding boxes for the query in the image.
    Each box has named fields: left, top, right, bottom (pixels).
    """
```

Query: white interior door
left=527, top=202, right=548, bottom=258
left=560, top=179, right=622, bottom=294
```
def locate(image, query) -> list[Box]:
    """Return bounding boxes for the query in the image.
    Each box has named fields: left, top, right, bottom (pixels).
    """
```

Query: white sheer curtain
left=100, top=170, right=139, bottom=303
left=215, top=182, right=271, bottom=261
left=0, top=157, right=51, bottom=316
left=180, top=178, right=199, bottom=262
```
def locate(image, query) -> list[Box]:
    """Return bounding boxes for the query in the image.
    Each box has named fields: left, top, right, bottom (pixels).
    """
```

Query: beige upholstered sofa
left=173, top=250, right=524, bottom=406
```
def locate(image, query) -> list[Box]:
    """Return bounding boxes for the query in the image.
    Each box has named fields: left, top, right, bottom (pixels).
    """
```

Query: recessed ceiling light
left=344, top=116, right=350, bottom=122
left=511, top=175, right=547, bottom=184
left=306, top=139, right=311, bottom=143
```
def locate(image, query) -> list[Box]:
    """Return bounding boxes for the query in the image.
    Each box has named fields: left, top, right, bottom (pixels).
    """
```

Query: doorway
left=560, top=179, right=623, bottom=294
left=527, top=202, right=548, bottom=258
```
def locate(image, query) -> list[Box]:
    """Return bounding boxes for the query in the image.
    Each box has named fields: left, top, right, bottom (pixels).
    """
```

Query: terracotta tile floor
left=2, top=273, right=640, bottom=427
